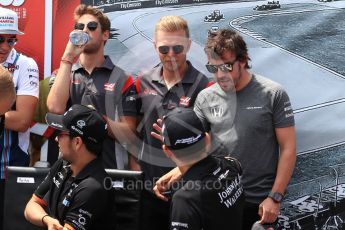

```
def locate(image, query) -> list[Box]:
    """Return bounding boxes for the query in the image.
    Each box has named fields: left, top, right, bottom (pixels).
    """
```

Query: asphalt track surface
left=104, top=0, right=345, bottom=185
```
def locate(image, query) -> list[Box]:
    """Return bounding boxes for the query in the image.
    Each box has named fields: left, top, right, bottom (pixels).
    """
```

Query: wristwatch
left=268, top=191, right=284, bottom=203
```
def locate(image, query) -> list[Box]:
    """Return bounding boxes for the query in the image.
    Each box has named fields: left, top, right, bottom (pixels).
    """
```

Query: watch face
left=269, top=192, right=283, bottom=202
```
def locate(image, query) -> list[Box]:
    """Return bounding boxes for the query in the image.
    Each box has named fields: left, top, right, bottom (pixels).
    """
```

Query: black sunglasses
left=205, top=59, right=238, bottom=73
left=158, top=45, right=184, bottom=54
left=0, top=36, right=17, bottom=46
left=74, top=21, right=98, bottom=31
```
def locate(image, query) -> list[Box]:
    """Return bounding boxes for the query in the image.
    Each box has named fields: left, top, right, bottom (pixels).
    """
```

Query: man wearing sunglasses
left=0, top=7, right=39, bottom=226
left=25, top=104, right=115, bottom=230
left=122, top=15, right=210, bottom=230
left=195, top=29, right=296, bottom=229
left=47, top=4, right=136, bottom=170
left=154, top=29, right=296, bottom=230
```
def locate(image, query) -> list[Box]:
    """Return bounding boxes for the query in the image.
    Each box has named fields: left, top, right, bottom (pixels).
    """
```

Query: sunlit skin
left=0, top=34, right=16, bottom=63
left=0, top=97, right=14, bottom=115
left=55, top=132, right=74, bottom=162
left=208, top=50, right=251, bottom=92
left=154, top=29, right=191, bottom=77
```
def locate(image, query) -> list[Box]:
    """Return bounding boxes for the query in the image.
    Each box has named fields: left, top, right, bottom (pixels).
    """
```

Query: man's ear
left=103, top=30, right=110, bottom=41
left=162, top=145, right=172, bottom=158
left=73, top=136, right=83, bottom=151
left=185, top=38, right=192, bottom=53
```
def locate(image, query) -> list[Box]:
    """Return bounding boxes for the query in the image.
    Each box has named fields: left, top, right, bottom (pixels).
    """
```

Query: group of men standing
left=0, top=3, right=296, bottom=230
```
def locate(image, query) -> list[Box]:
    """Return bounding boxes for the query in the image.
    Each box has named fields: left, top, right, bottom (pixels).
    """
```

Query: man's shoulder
left=17, top=52, right=38, bottom=68
left=173, top=181, right=202, bottom=202
left=137, top=66, right=160, bottom=80
left=253, top=74, right=285, bottom=92
left=195, top=83, right=221, bottom=102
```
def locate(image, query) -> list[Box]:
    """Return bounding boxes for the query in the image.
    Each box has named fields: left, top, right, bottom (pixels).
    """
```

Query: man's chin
left=218, top=82, right=234, bottom=92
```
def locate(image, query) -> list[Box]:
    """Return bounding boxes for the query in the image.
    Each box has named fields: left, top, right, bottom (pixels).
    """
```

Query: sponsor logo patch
left=179, top=96, right=191, bottom=107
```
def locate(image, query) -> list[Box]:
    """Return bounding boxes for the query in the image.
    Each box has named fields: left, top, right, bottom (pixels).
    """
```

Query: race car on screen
left=253, top=1, right=281, bottom=11
left=204, top=10, right=225, bottom=22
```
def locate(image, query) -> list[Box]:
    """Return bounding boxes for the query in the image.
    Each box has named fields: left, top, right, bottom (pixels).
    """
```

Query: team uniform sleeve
left=193, top=92, right=211, bottom=132
left=64, top=182, right=110, bottom=230
left=272, top=87, right=295, bottom=128
left=170, top=190, right=202, bottom=230
left=16, top=57, right=39, bottom=98
left=122, top=76, right=142, bottom=116
left=34, top=159, right=62, bottom=204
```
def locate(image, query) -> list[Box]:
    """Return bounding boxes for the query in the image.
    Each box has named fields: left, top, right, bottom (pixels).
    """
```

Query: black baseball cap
left=162, top=108, right=206, bottom=153
left=251, top=221, right=276, bottom=230
left=45, top=104, right=107, bottom=145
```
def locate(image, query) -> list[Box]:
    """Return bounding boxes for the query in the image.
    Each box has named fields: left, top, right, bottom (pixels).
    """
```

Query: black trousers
left=242, top=202, right=261, bottom=230
left=0, top=179, right=5, bottom=229
left=141, top=190, right=170, bottom=230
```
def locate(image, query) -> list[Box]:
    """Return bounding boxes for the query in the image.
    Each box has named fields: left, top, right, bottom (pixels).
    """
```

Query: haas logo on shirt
left=179, top=96, right=191, bottom=107
left=104, top=83, right=115, bottom=91
left=143, top=88, right=158, bottom=96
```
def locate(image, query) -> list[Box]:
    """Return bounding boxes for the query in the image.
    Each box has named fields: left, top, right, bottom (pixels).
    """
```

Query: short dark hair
left=74, top=4, right=110, bottom=32
left=205, top=29, right=251, bottom=69
left=69, top=133, right=103, bottom=156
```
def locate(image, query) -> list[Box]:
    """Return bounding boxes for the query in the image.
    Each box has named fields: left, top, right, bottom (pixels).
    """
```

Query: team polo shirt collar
left=71, top=55, right=114, bottom=72
left=151, top=61, right=199, bottom=85
left=73, top=158, right=103, bottom=181
left=182, top=156, right=217, bottom=181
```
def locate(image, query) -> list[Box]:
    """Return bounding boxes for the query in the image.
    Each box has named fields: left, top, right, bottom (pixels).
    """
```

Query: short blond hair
left=155, top=16, right=190, bottom=38
left=0, top=66, right=15, bottom=99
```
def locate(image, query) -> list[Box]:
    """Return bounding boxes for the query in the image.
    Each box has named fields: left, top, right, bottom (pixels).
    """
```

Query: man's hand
left=153, top=167, right=182, bottom=201
left=103, top=115, right=116, bottom=139
left=62, top=36, right=85, bottom=62
left=151, top=118, right=163, bottom=142
left=44, top=216, right=63, bottom=230
left=258, top=197, right=280, bottom=224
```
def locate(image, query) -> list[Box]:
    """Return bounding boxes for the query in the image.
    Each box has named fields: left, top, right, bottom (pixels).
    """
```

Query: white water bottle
left=69, top=31, right=90, bottom=46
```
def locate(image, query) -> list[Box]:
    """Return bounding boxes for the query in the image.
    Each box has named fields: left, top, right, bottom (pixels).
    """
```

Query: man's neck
left=79, top=51, right=105, bottom=74
left=235, top=70, right=252, bottom=92
left=176, top=154, right=207, bottom=175
left=163, top=62, right=188, bottom=89
left=70, top=154, right=96, bottom=177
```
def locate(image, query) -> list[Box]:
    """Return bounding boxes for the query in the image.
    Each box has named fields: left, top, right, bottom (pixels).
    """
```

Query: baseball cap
left=162, top=108, right=206, bottom=152
left=0, top=7, right=24, bottom=35
left=45, top=104, right=107, bottom=145
left=251, top=221, right=276, bottom=230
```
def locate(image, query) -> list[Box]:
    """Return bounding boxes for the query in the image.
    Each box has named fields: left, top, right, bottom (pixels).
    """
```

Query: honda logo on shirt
left=179, top=96, right=191, bottom=107
left=211, top=106, right=224, bottom=117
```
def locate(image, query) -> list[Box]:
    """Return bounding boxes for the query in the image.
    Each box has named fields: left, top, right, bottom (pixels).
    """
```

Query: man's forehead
left=77, top=14, right=99, bottom=23
left=208, top=50, right=235, bottom=62
left=155, top=35, right=189, bottom=44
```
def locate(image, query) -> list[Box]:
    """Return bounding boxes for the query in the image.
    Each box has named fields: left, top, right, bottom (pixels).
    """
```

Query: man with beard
left=122, top=16, right=210, bottom=229
left=24, top=104, right=114, bottom=230
left=155, top=29, right=296, bottom=229
left=47, top=4, right=136, bottom=169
